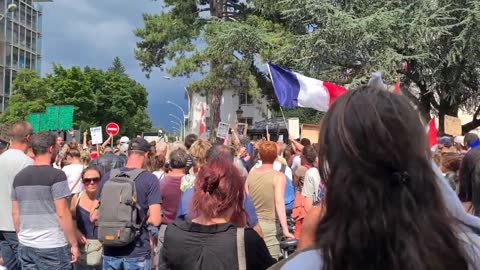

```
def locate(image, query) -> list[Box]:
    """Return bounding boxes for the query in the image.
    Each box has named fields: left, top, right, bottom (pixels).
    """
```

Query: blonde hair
left=189, top=139, right=212, bottom=166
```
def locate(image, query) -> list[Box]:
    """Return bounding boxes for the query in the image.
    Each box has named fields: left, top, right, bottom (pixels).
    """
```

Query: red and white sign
left=105, top=122, right=120, bottom=136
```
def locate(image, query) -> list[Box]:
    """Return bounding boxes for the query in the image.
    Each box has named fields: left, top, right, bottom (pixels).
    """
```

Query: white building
left=188, top=89, right=272, bottom=135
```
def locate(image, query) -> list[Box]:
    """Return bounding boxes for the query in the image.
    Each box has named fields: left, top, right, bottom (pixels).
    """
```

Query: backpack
left=280, top=164, right=295, bottom=211
left=97, top=168, right=145, bottom=247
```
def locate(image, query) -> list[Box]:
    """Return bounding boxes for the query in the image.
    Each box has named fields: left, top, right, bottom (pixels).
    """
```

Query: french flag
left=267, top=63, right=347, bottom=112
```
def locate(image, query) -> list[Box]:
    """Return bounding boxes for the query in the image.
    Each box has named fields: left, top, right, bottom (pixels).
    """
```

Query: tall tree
left=135, top=0, right=293, bottom=139
left=274, top=0, right=480, bottom=134
left=108, top=56, right=127, bottom=75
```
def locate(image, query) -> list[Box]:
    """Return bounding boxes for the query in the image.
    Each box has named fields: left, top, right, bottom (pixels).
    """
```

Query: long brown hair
left=316, top=85, right=470, bottom=270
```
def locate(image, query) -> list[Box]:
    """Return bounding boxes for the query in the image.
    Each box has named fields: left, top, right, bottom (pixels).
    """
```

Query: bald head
left=8, top=121, right=33, bottom=143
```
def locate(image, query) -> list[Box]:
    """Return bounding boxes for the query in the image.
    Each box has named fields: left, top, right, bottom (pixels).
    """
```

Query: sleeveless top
left=75, top=192, right=98, bottom=239
left=246, top=170, right=277, bottom=223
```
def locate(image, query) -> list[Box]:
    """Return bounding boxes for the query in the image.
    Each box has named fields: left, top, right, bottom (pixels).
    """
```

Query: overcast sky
left=40, top=0, right=191, bottom=133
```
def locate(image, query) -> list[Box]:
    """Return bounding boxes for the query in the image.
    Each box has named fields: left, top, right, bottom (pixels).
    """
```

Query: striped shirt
left=11, top=165, right=71, bottom=248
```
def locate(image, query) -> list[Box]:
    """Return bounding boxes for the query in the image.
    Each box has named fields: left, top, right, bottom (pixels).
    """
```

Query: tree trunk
left=208, top=87, right=222, bottom=142
left=207, top=0, right=226, bottom=142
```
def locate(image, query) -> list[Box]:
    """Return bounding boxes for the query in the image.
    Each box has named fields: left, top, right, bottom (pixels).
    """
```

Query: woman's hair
left=190, top=158, right=246, bottom=227
left=81, top=165, right=102, bottom=180
left=316, top=85, right=469, bottom=270
left=258, top=141, right=277, bottom=164
left=442, top=153, right=462, bottom=172
left=189, top=139, right=212, bottom=166
left=459, top=148, right=480, bottom=214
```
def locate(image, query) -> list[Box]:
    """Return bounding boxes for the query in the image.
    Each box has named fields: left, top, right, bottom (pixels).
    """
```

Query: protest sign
left=288, top=118, right=300, bottom=139
left=444, top=115, right=462, bottom=136
left=90, top=126, right=103, bottom=145
left=217, top=122, right=230, bottom=139
left=237, top=123, right=248, bottom=137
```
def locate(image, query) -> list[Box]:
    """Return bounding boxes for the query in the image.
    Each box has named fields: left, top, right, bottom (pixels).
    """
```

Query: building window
left=239, top=91, right=253, bottom=105
left=26, top=8, right=32, bottom=28
left=5, top=70, right=11, bottom=96
left=13, top=23, right=18, bottom=44
left=20, top=26, right=25, bottom=47
left=238, top=117, right=253, bottom=126
left=20, top=3, right=25, bottom=24
left=6, top=46, right=11, bottom=66
left=19, top=50, right=25, bottom=68
left=26, top=30, right=31, bottom=49
left=12, top=47, right=18, bottom=67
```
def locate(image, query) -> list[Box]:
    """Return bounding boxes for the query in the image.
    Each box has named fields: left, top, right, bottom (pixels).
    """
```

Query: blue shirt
left=96, top=167, right=161, bottom=258
left=176, top=187, right=259, bottom=227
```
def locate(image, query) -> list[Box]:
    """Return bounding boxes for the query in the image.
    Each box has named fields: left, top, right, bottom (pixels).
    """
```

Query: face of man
left=56, top=136, right=63, bottom=146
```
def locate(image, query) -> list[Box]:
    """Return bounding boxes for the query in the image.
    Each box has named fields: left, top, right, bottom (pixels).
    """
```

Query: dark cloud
left=40, top=0, right=190, bottom=133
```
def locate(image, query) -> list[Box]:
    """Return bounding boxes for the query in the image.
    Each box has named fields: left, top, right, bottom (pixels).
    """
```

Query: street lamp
left=166, top=100, right=186, bottom=140
left=0, top=4, right=17, bottom=21
left=170, top=120, right=182, bottom=139
left=184, top=87, right=191, bottom=133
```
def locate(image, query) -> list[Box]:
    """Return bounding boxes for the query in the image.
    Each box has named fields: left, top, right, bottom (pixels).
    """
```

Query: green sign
left=27, top=105, right=74, bottom=132
left=28, top=113, right=42, bottom=133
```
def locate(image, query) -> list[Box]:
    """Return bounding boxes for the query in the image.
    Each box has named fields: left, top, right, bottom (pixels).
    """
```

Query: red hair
left=190, top=158, right=246, bottom=227
left=259, top=141, right=277, bottom=164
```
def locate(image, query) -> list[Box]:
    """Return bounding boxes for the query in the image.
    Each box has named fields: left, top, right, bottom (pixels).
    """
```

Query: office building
left=0, top=0, right=50, bottom=113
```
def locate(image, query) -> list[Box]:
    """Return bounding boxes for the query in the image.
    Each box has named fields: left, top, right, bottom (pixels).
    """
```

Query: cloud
left=40, top=0, right=189, bottom=132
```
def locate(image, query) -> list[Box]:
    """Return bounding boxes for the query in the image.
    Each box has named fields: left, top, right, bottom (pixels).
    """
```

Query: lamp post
left=0, top=3, right=17, bottom=21
left=170, top=120, right=183, bottom=140
left=167, top=100, right=186, bottom=141
left=184, top=87, right=191, bottom=133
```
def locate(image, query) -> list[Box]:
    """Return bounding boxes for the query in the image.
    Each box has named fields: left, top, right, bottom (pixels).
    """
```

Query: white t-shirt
left=302, top=167, right=321, bottom=200
left=291, top=155, right=301, bottom=174
left=62, top=163, right=85, bottom=194
left=0, top=149, right=33, bottom=231
left=253, top=160, right=293, bottom=180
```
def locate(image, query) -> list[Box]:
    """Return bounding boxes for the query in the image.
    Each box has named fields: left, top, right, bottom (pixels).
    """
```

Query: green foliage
left=275, top=0, right=480, bottom=133
left=1, top=65, right=152, bottom=137
left=0, top=70, right=49, bottom=123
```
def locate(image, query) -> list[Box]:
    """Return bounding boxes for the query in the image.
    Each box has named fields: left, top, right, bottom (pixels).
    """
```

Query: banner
left=217, top=122, right=230, bottom=139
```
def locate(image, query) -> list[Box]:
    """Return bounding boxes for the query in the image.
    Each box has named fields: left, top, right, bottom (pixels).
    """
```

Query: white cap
left=454, top=136, right=464, bottom=146
left=120, top=136, right=130, bottom=144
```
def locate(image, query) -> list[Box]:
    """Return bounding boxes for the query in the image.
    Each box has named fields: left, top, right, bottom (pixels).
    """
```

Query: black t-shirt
left=160, top=218, right=275, bottom=270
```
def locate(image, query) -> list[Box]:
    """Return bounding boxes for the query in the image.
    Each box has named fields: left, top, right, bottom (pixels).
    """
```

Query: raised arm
left=273, top=172, right=294, bottom=239
left=101, top=134, right=114, bottom=150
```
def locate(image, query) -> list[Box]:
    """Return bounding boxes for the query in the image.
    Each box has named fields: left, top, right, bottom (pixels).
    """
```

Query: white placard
left=217, top=122, right=230, bottom=139
left=288, top=118, right=300, bottom=139
left=90, top=126, right=103, bottom=145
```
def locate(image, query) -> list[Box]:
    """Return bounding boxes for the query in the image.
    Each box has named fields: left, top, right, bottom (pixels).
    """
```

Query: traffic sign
left=105, top=122, right=120, bottom=136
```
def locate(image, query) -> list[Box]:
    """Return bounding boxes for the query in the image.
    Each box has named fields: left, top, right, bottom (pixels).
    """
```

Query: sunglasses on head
left=82, top=177, right=100, bottom=184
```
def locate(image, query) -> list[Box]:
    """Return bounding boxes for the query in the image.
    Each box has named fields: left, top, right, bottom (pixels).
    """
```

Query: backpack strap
left=280, top=164, right=287, bottom=174
left=236, top=228, right=246, bottom=270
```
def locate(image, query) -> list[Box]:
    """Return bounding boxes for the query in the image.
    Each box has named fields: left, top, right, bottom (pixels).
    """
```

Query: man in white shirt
left=0, top=122, right=33, bottom=270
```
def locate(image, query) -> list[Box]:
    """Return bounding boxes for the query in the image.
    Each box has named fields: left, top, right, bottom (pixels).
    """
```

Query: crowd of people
left=1, top=83, right=480, bottom=270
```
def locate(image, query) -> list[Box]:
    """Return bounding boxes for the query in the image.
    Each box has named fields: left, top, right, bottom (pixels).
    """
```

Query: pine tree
left=108, top=56, right=127, bottom=76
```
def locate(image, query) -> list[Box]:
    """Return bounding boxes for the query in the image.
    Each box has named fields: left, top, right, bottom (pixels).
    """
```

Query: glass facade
left=0, top=0, right=44, bottom=112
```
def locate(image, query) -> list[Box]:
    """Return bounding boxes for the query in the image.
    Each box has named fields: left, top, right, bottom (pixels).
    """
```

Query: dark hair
left=169, top=148, right=189, bottom=169
left=316, top=85, right=469, bottom=270
left=259, top=141, right=277, bottom=164
left=81, top=165, right=102, bottom=180
left=300, top=138, right=311, bottom=146
left=191, top=158, right=246, bottom=227
left=464, top=133, right=479, bottom=149
left=8, top=121, right=33, bottom=143
left=30, top=132, right=56, bottom=156
left=206, top=144, right=235, bottom=162
left=184, top=133, right=198, bottom=150
left=302, top=145, right=317, bottom=165
left=459, top=148, right=480, bottom=214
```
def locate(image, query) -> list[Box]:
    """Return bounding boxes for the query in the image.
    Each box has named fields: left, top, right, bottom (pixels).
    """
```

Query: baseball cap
left=128, top=137, right=150, bottom=153
left=120, top=136, right=130, bottom=144
left=454, top=136, right=465, bottom=147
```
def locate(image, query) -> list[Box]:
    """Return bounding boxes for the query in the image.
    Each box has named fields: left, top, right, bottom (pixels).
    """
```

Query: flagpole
left=266, top=63, right=289, bottom=130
